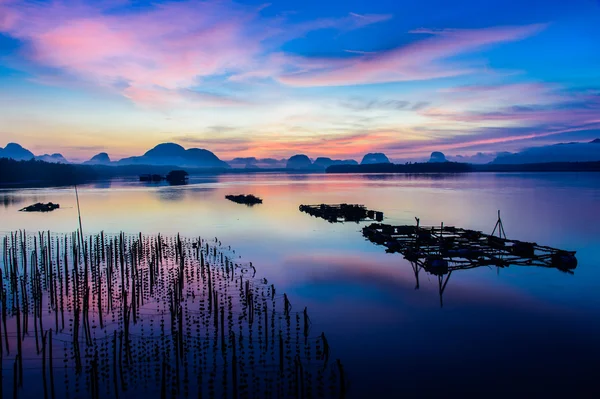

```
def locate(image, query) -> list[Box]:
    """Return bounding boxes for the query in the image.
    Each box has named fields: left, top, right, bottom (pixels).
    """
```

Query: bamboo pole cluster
left=0, top=231, right=347, bottom=398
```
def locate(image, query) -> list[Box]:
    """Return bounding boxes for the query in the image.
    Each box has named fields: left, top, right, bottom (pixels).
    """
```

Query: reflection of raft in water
left=299, top=203, right=383, bottom=223
left=362, top=222, right=577, bottom=273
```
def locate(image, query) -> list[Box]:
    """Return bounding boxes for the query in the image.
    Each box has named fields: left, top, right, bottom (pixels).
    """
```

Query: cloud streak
left=278, top=24, right=546, bottom=87
left=0, top=1, right=389, bottom=106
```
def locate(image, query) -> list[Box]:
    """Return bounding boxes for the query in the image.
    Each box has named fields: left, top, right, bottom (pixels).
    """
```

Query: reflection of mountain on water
left=88, top=179, right=113, bottom=189
left=363, top=173, right=468, bottom=182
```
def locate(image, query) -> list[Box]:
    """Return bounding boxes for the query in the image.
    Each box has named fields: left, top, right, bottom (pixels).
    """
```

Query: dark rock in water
left=428, top=151, right=447, bottom=163
left=166, top=170, right=189, bottom=185
left=20, top=202, right=60, bottom=212
left=361, top=153, right=390, bottom=165
left=226, top=194, right=263, bottom=205
left=286, top=154, right=312, bottom=169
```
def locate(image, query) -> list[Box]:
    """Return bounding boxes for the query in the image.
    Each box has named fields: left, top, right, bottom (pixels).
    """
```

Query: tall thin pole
left=491, top=210, right=506, bottom=239
left=75, top=185, right=84, bottom=248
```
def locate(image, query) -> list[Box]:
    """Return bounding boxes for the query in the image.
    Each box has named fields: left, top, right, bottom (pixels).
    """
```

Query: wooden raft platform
left=300, top=204, right=383, bottom=223
left=362, top=222, right=577, bottom=274
left=226, top=194, right=263, bottom=205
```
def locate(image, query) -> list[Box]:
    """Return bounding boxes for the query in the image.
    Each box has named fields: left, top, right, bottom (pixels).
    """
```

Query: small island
left=20, top=202, right=60, bottom=212
left=225, top=194, right=263, bottom=205
left=165, top=170, right=189, bottom=185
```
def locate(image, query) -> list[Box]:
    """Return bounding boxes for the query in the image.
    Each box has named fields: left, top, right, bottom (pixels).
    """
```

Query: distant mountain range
left=228, top=157, right=287, bottom=169
left=286, top=155, right=358, bottom=170
left=2, top=138, right=600, bottom=170
left=491, top=139, right=600, bottom=164
left=0, top=143, right=73, bottom=163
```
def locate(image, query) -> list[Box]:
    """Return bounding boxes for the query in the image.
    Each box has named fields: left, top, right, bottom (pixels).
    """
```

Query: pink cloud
left=278, top=24, right=546, bottom=87
left=0, top=1, right=389, bottom=105
left=406, top=124, right=600, bottom=155
left=422, top=107, right=599, bottom=125
left=439, top=83, right=562, bottom=106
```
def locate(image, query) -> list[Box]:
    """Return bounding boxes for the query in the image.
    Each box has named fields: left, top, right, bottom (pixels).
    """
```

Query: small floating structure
left=19, top=202, right=60, bottom=212
left=362, top=220, right=577, bottom=273
left=299, top=203, right=383, bottom=223
left=363, top=213, right=577, bottom=307
left=226, top=194, right=263, bottom=205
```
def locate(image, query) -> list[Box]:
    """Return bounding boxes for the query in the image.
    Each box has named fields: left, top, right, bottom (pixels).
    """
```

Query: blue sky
left=0, top=0, right=599, bottom=161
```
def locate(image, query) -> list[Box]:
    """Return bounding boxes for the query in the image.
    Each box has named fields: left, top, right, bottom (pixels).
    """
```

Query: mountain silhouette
left=0, top=143, right=35, bottom=160
left=313, top=157, right=358, bottom=169
left=35, top=153, right=69, bottom=163
left=84, top=152, right=111, bottom=165
left=361, top=153, right=390, bottom=165
left=229, top=157, right=287, bottom=169
left=428, top=151, right=447, bottom=163
left=286, top=154, right=313, bottom=169
left=117, top=143, right=229, bottom=168
left=492, top=138, right=600, bottom=164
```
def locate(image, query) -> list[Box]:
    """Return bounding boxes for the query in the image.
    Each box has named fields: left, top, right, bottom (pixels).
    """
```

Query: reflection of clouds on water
left=1, top=173, right=600, bottom=397
left=281, top=253, right=551, bottom=310
left=284, top=173, right=312, bottom=182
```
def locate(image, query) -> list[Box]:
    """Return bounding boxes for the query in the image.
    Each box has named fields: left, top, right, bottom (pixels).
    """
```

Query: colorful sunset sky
left=1, top=0, right=599, bottom=162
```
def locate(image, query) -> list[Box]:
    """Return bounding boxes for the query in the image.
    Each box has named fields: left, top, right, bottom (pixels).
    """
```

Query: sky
left=0, top=0, right=599, bottom=162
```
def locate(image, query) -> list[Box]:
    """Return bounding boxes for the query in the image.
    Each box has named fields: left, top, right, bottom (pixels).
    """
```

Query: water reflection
left=89, top=179, right=113, bottom=189
left=362, top=172, right=468, bottom=182
left=0, top=172, right=599, bottom=397
left=1, top=193, right=25, bottom=208
left=362, top=220, right=578, bottom=307
left=0, top=231, right=346, bottom=399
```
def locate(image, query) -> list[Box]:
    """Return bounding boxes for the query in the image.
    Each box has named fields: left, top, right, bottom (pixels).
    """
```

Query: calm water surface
left=2, top=172, right=600, bottom=397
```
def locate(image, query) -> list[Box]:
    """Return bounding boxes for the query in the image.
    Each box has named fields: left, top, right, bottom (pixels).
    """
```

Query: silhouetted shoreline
left=3, top=157, right=600, bottom=188
left=326, top=161, right=600, bottom=173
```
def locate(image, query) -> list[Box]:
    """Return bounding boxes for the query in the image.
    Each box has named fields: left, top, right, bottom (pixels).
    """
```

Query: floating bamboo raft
left=0, top=231, right=346, bottom=399
left=226, top=194, right=263, bottom=205
left=362, top=221, right=578, bottom=274
left=299, top=204, right=383, bottom=223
